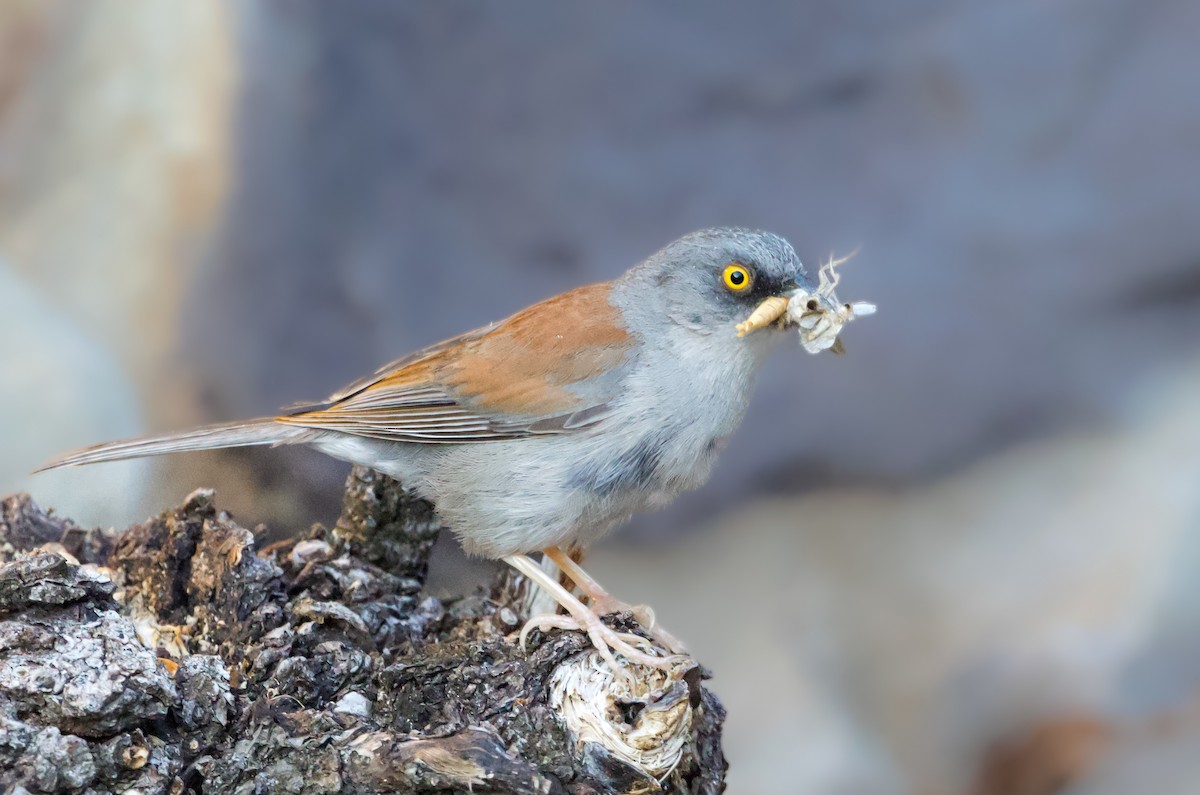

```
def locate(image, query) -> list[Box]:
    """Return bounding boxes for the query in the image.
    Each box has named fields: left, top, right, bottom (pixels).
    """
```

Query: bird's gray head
left=620, top=227, right=810, bottom=336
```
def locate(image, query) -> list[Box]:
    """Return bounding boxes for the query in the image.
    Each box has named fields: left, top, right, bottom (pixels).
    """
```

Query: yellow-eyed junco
left=40, top=227, right=842, bottom=673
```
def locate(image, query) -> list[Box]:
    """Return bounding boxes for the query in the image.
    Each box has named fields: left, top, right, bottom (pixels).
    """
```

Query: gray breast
left=568, top=432, right=666, bottom=498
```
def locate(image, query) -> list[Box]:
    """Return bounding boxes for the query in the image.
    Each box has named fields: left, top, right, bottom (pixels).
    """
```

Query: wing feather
left=276, top=283, right=634, bottom=444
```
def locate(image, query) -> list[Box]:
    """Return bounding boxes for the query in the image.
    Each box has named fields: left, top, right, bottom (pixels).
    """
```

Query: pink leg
left=504, top=554, right=689, bottom=675
left=543, top=546, right=688, bottom=654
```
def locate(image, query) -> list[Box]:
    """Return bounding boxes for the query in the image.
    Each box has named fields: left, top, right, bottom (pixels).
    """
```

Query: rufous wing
left=276, top=283, right=635, bottom=443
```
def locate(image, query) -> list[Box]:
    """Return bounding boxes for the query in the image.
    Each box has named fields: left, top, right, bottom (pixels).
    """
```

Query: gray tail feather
left=35, top=418, right=308, bottom=472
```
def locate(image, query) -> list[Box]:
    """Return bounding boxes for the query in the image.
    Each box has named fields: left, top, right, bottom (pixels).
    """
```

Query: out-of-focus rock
left=0, top=262, right=148, bottom=528
left=589, top=360, right=1200, bottom=794
left=0, top=0, right=235, bottom=428
left=0, top=0, right=235, bottom=527
left=969, top=716, right=1113, bottom=795
left=1075, top=713, right=1200, bottom=795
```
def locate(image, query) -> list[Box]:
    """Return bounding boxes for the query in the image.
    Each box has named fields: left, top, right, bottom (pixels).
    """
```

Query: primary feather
left=36, top=419, right=307, bottom=471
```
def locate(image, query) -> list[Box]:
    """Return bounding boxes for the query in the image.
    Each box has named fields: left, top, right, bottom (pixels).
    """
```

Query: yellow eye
left=722, top=263, right=752, bottom=292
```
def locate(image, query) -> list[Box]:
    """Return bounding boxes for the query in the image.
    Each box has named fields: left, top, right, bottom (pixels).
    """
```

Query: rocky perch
left=0, top=467, right=725, bottom=794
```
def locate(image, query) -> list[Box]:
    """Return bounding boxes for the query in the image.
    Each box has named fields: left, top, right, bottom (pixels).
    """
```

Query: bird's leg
left=543, top=546, right=654, bottom=623
left=505, top=554, right=689, bottom=673
left=521, top=554, right=565, bottom=620
left=543, top=546, right=688, bottom=654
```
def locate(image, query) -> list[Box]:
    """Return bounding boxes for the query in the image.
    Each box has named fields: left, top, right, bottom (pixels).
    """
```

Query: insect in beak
left=734, top=249, right=876, bottom=352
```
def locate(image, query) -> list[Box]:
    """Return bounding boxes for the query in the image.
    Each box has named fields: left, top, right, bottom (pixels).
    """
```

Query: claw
left=506, top=554, right=691, bottom=677
left=593, top=596, right=655, bottom=630
left=519, top=613, right=578, bottom=651
left=542, top=547, right=689, bottom=655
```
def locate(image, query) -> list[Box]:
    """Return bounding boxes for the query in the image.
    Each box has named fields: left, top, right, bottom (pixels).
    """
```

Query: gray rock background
left=2, top=1, right=1199, bottom=793
left=0, top=260, right=148, bottom=529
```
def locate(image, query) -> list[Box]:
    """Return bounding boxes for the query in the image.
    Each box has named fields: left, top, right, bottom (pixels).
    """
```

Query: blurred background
left=2, top=1, right=1199, bottom=792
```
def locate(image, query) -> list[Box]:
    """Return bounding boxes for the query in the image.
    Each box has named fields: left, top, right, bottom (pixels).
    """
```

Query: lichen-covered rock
left=0, top=552, right=114, bottom=614
left=0, top=469, right=726, bottom=794
left=174, top=655, right=234, bottom=755
left=0, top=606, right=176, bottom=738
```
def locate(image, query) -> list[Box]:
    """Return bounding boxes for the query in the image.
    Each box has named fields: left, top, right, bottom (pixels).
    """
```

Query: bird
left=39, top=227, right=820, bottom=674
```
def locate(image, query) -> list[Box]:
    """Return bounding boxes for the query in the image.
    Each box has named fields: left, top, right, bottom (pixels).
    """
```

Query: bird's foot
left=586, top=595, right=688, bottom=656
left=505, top=554, right=690, bottom=680
left=518, top=611, right=688, bottom=678
left=587, top=594, right=656, bottom=628
left=543, top=546, right=689, bottom=655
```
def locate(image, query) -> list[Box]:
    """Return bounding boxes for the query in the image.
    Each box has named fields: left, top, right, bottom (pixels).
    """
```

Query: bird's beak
left=735, top=294, right=793, bottom=337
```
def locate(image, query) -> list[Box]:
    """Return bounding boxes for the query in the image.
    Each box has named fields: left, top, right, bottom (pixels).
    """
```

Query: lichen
left=0, top=469, right=726, bottom=793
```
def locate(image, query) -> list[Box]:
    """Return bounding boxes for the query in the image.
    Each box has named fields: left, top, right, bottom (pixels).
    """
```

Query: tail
left=35, top=418, right=310, bottom=472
